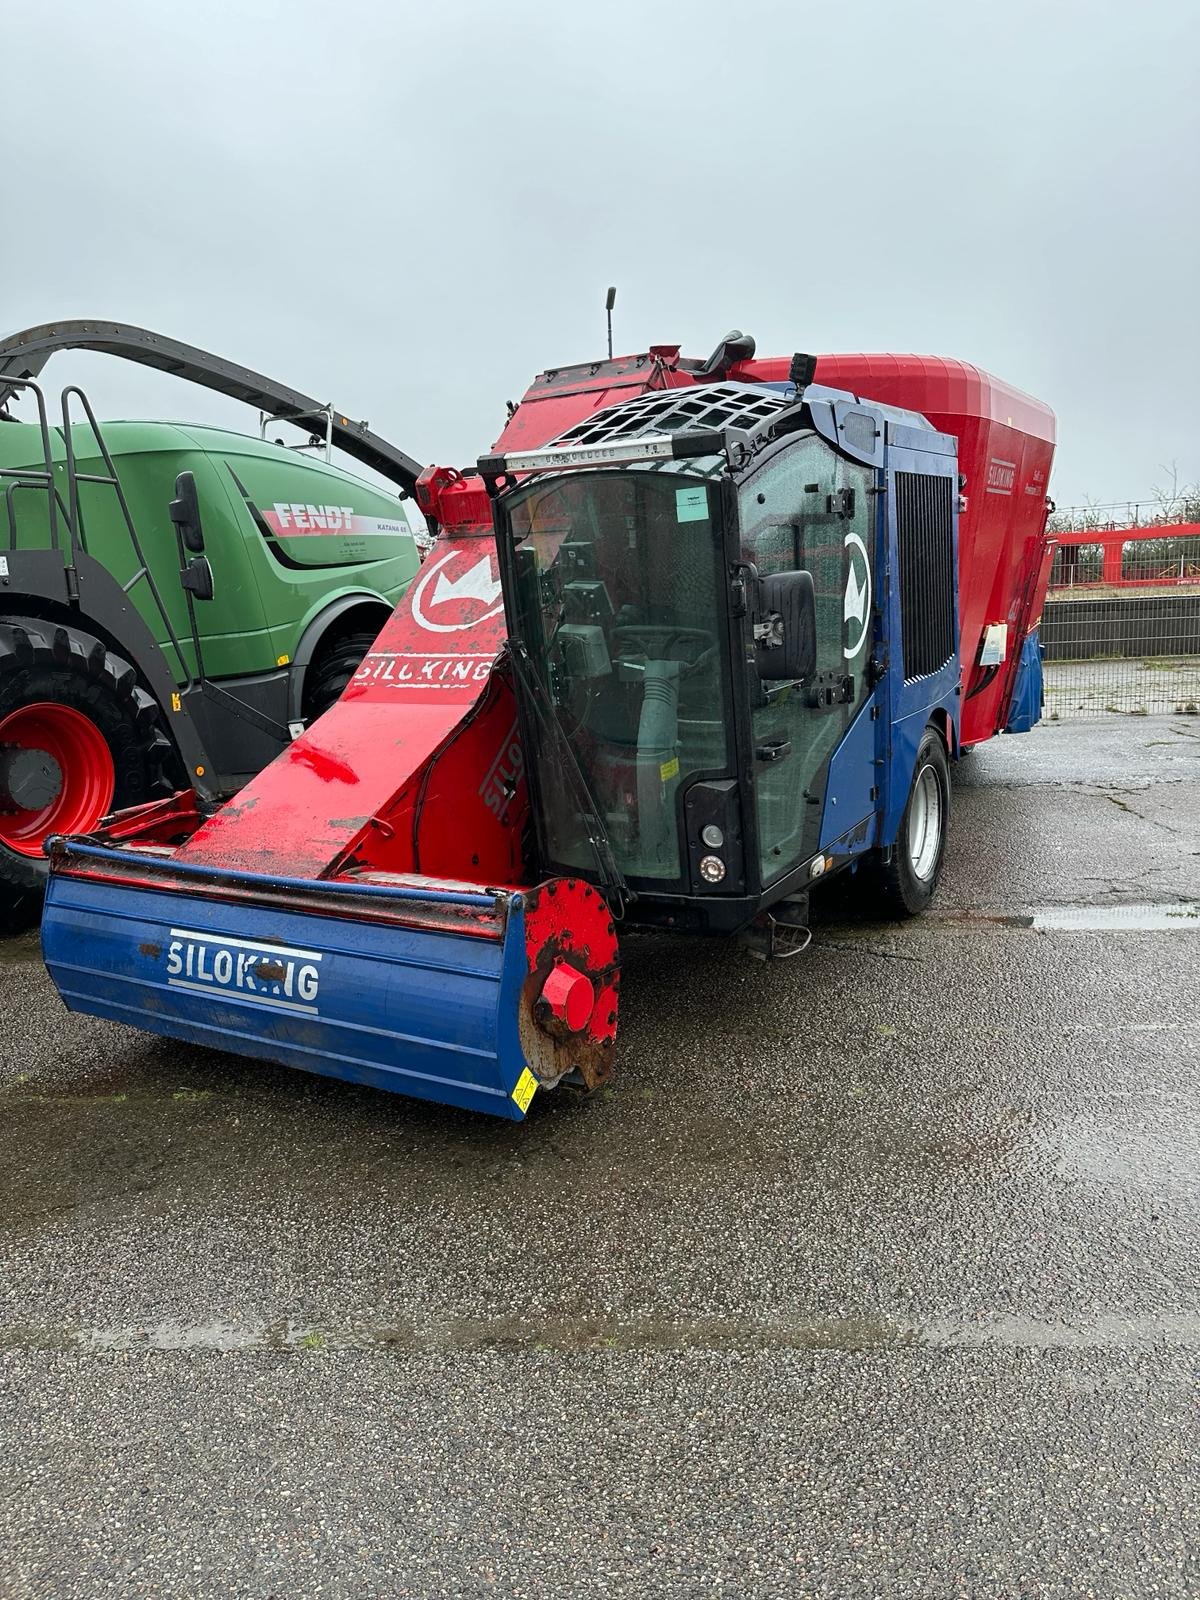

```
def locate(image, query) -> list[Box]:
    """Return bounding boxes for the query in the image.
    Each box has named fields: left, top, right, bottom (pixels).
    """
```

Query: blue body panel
left=41, top=863, right=535, bottom=1120
left=1005, top=628, right=1044, bottom=733
left=875, top=435, right=961, bottom=849
left=816, top=429, right=961, bottom=860
left=819, top=694, right=878, bottom=854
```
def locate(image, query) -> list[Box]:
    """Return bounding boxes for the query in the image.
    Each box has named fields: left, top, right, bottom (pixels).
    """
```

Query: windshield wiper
left=506, top=638, right=633, bottom=917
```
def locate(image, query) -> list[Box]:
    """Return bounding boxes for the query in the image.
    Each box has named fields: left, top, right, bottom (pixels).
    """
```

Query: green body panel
left=0, top=420, right=421, bottom=684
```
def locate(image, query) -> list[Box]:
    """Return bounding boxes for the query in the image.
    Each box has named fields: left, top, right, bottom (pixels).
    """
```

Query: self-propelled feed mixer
left=40, top=334, right=1056, bottom=1119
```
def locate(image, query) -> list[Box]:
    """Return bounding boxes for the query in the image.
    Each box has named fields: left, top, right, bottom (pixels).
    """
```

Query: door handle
left=755, top=738, right=792, bottom=763
left=804, top=674, right=856, bottom=710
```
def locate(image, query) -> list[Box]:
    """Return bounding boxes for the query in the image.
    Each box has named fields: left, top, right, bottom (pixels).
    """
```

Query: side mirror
left=754, top=570, right=816, bottom=681
left=180, top=555, right=215, bottom=602
left=169, top=470, right=205, bottom=553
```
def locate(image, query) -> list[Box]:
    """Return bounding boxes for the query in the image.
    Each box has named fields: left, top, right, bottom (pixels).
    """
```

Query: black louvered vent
left=895, top=472, right=956, bottom=681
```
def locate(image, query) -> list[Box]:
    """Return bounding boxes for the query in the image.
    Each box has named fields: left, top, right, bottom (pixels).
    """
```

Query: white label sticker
left=0, top=556, right=8, bottom=577
left=979, top=623, right=1008, bottom=666
left=675, top=486, right=709, bottom=523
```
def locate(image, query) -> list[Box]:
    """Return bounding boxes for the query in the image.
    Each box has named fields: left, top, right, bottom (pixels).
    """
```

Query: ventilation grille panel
left=895, top=471, right=956, bottom=681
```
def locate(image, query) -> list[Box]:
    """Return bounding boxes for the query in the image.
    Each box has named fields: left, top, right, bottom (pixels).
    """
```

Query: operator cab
left=481, top=377, right=939, bottom=936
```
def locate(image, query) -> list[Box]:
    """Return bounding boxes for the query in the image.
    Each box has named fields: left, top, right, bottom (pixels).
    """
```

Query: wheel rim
left=907, top=763, right=943, bottom=881
left=0, top=702, right=115, bottom=858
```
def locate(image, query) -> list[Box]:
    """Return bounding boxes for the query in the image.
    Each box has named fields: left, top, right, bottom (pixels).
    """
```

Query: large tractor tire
left=874, top=724, right=951, bottom=918
left=0, top=618, right=173, bottom=929
left=302, top=628, right=379, bottom=722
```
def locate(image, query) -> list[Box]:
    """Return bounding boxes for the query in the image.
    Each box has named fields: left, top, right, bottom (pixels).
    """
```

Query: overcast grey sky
left=3, top=0, right=1197, bottom=507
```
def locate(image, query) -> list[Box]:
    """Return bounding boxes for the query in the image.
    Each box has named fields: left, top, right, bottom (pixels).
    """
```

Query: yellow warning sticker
left=659, top=756, right=680, bottom=782
left=511, top=1067, right=538, bottom=1114
left=277, top=653, right=290, bottom=667
left=170, top=692, right=181, bottom=712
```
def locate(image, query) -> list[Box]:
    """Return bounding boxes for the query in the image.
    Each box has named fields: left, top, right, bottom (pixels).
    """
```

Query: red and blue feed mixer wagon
left=39, top=334, right=1055, bottom=1119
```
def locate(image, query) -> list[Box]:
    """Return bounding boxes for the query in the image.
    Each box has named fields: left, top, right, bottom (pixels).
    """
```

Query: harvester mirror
left=754, top=570, right=816, bottom=681
left=180, top=555, right=215, bottom=602
left=169, top=470, right=205, bottom=553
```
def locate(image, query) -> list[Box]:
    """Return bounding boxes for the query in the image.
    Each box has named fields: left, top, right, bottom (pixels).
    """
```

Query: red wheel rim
left=0, top=702, right=115, bottom=858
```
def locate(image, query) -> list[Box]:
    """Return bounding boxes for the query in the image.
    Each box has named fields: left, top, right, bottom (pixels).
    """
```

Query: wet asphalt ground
left=1, top=717, right=1198, bottom=1598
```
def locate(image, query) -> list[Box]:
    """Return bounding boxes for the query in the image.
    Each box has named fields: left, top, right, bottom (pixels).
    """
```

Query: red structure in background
left=1051, top=521, right=1200, bottom=589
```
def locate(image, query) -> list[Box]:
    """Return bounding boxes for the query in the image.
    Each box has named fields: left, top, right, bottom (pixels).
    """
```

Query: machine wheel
left=875, top=725, right=950, bottom=917
left=0, top=618, right=173, bottom=927
left=303, top=629, right=378, bottom=722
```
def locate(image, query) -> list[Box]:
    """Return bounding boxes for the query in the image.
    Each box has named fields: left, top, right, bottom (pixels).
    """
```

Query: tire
left=0, top=618, right=174, bottom=927
left=302, top=629, right=378, bottom=722
left=875, top=724, right=951, bottom=918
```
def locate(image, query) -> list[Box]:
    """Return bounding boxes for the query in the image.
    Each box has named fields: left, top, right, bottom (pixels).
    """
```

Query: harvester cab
left=39, top=335, right=1056, bottom=1120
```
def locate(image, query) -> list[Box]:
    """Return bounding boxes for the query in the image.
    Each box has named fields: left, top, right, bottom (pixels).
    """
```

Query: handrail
left=60, top=385, right=195, bottom=686
left=0, top=377, right=64, bottom=553
left=1053, top=521, right=1200, bottom=547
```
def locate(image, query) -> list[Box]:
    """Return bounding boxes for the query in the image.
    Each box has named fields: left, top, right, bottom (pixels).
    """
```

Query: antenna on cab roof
left=605, top=287, right=617, bottom=360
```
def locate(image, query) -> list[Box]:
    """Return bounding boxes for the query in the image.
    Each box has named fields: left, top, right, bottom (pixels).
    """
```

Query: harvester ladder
left=0, top=377, right=196, bottom=688
left=1, top=378, right=73, bottom=565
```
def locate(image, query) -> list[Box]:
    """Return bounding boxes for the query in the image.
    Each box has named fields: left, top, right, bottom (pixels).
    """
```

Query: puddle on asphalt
left=1028, top=902, right=1200, bottom=931
left=3, top=1309, right=1199, bottom=1355
left=1059, top=1120, right=1199, bottom=1188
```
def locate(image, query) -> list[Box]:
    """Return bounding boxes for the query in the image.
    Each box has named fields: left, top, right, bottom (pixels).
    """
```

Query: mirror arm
left=728, top=558, right=760, bottom=620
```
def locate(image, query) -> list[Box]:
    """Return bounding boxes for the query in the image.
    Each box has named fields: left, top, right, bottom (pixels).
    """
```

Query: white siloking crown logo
left=410, top=551, right=505, bottom=634
left=843, top=530, right=872, bottom=661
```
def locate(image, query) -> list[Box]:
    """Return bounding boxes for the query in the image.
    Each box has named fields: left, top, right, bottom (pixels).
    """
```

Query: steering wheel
left=610, top=625, right=719, bottom=680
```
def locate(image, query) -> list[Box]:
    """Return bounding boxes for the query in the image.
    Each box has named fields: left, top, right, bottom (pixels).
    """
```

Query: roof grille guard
left=550, top=382, right=792, bottom=449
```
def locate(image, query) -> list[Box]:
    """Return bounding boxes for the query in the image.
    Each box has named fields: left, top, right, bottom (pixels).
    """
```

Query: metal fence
left=1042, top=514, right=1200, bottom=719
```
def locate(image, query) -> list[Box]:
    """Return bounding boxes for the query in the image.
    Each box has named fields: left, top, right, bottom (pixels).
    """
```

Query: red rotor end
left=539, top=961, right=595, bottom=1034
left=520, top=877, right=620, bottom=1091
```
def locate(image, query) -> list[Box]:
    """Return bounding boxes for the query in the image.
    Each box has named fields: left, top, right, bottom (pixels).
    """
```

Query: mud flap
left=42, top=847, right=618, bottom=1121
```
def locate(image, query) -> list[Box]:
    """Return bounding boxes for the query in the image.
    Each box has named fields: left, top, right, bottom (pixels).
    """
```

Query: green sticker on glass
left=675, top=486, right=708, bottom=523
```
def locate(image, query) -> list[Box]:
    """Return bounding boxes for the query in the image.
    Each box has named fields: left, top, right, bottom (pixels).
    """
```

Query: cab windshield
left=507, top=466, right=729, bottom=882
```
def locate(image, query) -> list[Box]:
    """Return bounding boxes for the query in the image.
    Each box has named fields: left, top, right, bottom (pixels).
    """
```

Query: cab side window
left=738, top=437, right=874, bottom=881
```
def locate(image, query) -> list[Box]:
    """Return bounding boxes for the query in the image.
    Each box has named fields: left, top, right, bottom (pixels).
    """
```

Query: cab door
left=738, top=436, right=875, bottom=887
